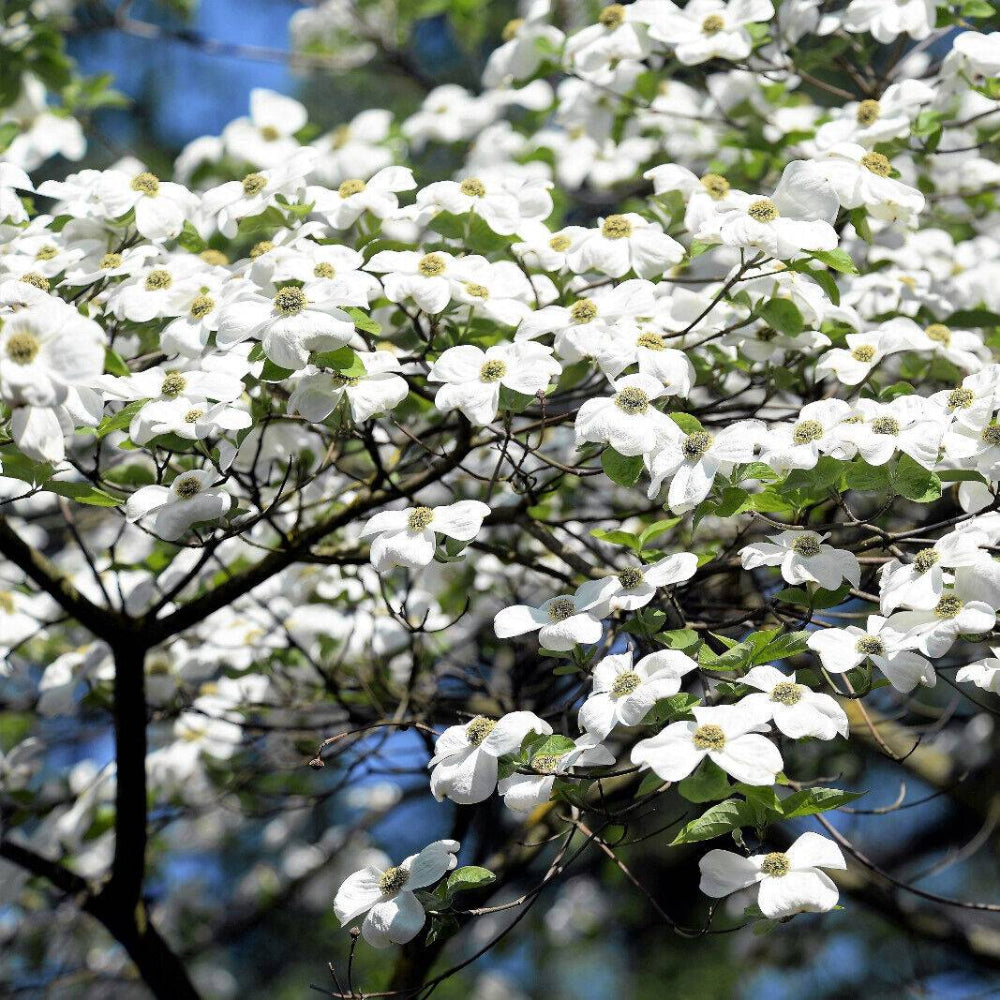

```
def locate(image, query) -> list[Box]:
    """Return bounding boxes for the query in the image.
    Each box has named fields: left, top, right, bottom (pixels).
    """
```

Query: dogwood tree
left=4, top=0, right=1000, bottom=997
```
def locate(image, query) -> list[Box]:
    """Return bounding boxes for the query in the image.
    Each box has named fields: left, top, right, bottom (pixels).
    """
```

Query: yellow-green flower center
left=792, top=419, right=824, bottom=445
left=5, top=331, right=40, bottom=365
left=683, top=431, right=714, bottom=458
left=983, top=424, right=1000, bottom=447
left=611, top=670, right=641, bottom=697
left=791, top=534, right=821, bottom=557
left=935, top=594, right=963, bottom=619
left=184, top=408, right=204, bottom=424
left=925, top=323, right=951, bottom=345
left=145, top=269, right=173, bottom=291
left=948, top=387, right=974, bottom=410
left=378, top=865, right=410, bottom=895
left=856, top=99, right=881, bottom=126
left=913, top=548, right=940, bottom=574
left=700, top=173, right=730, bottom=199
left=601, top=214, right=633, bottom=240
left=242, top=172, right=267, bottom=196
left=861, top=152, right=892, bottom=177
left=408, top=506, right=434, bottom=531
left=702, top=13, right=725, bottom=34
left=599, top=3, right=625, bottom=28
left=101, top=252, right=123, bottom=270
left=570, top=298, right=598, bottom=323
left=547, top=598, right=576, bottom=622
left=174, top=475, right=202, bottom=500
left=614, top=386, right=649, bottom=414
left=856, top=635, right=884, bottom=656
left=851, top=344, right=876, bottom=362
left=161, top=371, right=187, bottom=397
left=20, top=272, right=49, bottom=290
left=692, top=724, right=726, bottom=751
left=549, top=234, right=572, bottom=252
left=617, top=566, right=645, bottom=589
left=34, top=244, right=58, bottom=261
left=314, top=262, right=335, bottom=279
left=131, top=171, right=160, bottom=197
left=747, top=198, right=779, bottom=223
left=250, top=241, right=273, bottom=258
left=761, top=852, right=791, bottom=877
left=273, top=286, right=307, bottom=315
left=636, top=331, right=665, bottom=351
left=460, top=177, right=486, bottom=197
left=338, top=178, right=366, bottom=198
left=418, top=253, right=446, bottom=277
left=871, top=416, right=900, bottom=436
left=465, top=282, right=490, bottom=299
left=480, top=359, right=507, bottom=382
left=466, top=715, right=496, bottom=746
left=189, top=294, right=215, bottom=319
left=200, top=249, right=229, bottom=266
left=770, top=681, right=802, bottom=706
left=502, top=17, right=525, bottom=41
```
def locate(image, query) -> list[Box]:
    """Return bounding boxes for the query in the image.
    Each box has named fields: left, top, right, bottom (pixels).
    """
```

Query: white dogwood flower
left=578, top=648, right=699, bottom=738
left=639, top=0, right=775, bottom=66
left=575, top=552, right=698, bottom=614
left=429, top=711, right=551, bottom=804
left=288, top=352, right=409, bottom=423
left=697, top=161, right=839, bottom=259
left=494, top=592, right=603, bottom=651
left=360, top=500, right=490, bottom=573
left=807, top=615, right=935, bottom=692
left=125, top=470, right=231, bottom=542
left=740, top=665, right=848, bottom=740
left=429, top=342, right=561, bottom=425
left=575, top=373, right=678, bottom=457
left=334, top=839, right=459, bottom=947
left=699, top=832, right=845, bottom=919
left=631, top=702, right=782, bottom=785
left=741, top=530, right=861, bottom=591
left=564, top=212, right=684, bottom=279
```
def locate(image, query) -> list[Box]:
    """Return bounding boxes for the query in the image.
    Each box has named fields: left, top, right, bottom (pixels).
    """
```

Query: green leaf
left=849, top=207, right=872, bottom=244
left=671, top=798, right=751, bottom=844
left=444, top=866, right=496, bottom=896
left=678, top=759, right=731, bottom=803
left=753, top=630, right=810, bottom=664
left=259, top=359, right=295, bottom=382
left=176, top=220, right=207, bottom=253
left=759, top=298, right=804, bottom=337
left=643, top=692, right=700, bottom=724
left=95, top=399, right=148, bottom=439
left=893, top=454, right=942, bottom=503
left=590, top=527, right=640, bottom=550
left=844, top=460, right=891, bottom=493
left=638, top=517, right=681, bottom=548
left=943, top=309, right=1000, bottom=329
left=43, top=480, right=122, bottom=507
left=656, top=628, right=700, bottom=651
left=345, top=306, right=381, bottom=337
left=601, top=447, right=644, bottom=488
left=668, top=412, right=704, bottom=434
left=779, top=787, right=865, bottom=818
left=808, top=248, right=858, bottom=275
left=103, top=348, right=130, bottom=377
left=526, top=734, right=576, bottom=760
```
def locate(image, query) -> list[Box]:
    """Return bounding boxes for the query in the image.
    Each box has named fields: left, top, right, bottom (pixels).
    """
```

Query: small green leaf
left=601, top=448, right=644, bottom=488
left=808, top=248, right=858, bottom=275
left=445, top=866, right=496, bottom=896
left=671, top=798, right=751, bottom=844
left=678, top=759, right=731, bottom=803
left=759, top=298, right=804, bottom=337
left=779, top=787, right=865, bottom=818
